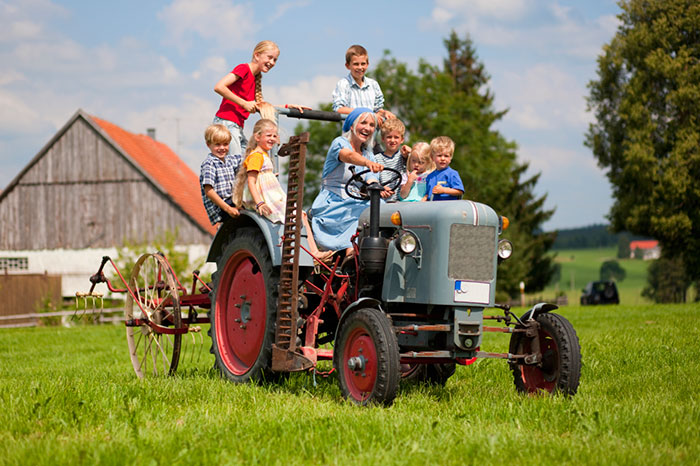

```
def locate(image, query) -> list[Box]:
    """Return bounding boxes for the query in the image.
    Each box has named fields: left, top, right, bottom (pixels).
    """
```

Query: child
left=233, top=119, right=285, bottom=223
left=200, top=124, right=240, bottom=226
left=399, top=142, right=435, bottom=202
left=375, top=118, right=408, bottom=202
left=233, top=119, right=332, bottom=261
left=332, top=45, right=395, bottom=124
left=213, top=41, right=304, bottom=159
left=423, top=136, right=465, bottom=201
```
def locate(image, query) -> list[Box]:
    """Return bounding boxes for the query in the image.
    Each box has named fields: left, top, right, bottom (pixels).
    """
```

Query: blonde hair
left=380, top=118, right=405, bottom=139
left=204, top=124, right=232, bottom=145
left=251, top=40, right=279, bottom=104
left=430, top=136, right=455, bottom=158
left=407, top=142, right=435, bottom=174
left=345, top=44, right=368, bottom=64
left=233, top=119, right=278, bottom=207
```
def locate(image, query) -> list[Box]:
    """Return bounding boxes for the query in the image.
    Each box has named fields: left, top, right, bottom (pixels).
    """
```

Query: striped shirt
left=332, top=73, right=385, bottom=113
left=200, top=153, right=239, bottom=224
left=375, top=151, right=406, bottom=202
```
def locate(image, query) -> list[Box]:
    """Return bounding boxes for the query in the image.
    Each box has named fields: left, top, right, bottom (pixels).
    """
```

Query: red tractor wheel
left=509, top=312, right=581, bottom=395
left=125, top=253, right=182, bottom=377
left=334, top=308, right=400, bottom=406
left=209, top=229, right=278, bottom=383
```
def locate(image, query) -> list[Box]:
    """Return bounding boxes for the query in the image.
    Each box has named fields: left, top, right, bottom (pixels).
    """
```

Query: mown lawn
left=1, top=303, right=699, bottom=465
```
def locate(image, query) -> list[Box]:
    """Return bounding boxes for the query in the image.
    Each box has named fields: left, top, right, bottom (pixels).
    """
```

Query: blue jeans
left=213, top=116, right=247, bottom=158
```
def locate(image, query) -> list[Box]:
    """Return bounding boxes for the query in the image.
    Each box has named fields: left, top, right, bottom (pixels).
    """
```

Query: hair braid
left=254, top=73, right=263, bottom=103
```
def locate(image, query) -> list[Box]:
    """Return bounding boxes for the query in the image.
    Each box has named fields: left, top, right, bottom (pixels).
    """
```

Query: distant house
left=0, top=109, right=215, bottom=296
left=629, top=240, right=661, bottom=260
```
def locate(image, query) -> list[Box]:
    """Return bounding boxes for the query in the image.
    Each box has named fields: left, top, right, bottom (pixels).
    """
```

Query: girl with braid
left=213, top=40, right=302, bottom=161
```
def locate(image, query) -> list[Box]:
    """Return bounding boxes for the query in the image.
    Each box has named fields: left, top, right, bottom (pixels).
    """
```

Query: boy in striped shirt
left=375, top=118, right=409, bottom=202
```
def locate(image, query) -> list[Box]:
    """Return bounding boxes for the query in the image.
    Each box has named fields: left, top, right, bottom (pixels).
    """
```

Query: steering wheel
left=344, top=167, right=403, bottom=200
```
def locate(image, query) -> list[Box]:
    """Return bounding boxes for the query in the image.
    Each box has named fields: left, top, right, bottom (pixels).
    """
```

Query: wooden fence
left=0, top=273, right=62, bottom=326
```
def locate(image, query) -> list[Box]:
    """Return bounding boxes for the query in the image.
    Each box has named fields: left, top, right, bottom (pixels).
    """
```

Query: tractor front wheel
left=334, top=308, right=400, bottom=406
left=509, top=312, right=581, bottom=395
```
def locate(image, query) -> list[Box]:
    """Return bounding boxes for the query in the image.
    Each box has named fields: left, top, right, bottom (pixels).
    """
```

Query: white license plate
left=454, top=280, right=490, bottom=304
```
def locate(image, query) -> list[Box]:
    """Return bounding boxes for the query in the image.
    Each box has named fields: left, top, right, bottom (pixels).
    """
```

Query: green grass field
left=2, top=303, right=699, bottom=465
left=537, top=248, right=652, bottom=305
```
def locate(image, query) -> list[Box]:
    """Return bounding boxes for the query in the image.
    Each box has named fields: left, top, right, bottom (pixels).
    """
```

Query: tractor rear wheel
left=209, top=228, right=278, bottom=383
left=334, top=308, right=400, bottom=406
left=509, top=312, right=581, bottom=395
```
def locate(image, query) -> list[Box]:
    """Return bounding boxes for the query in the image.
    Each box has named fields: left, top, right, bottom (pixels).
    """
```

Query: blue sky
left=0, top=0, right=620, bottom=230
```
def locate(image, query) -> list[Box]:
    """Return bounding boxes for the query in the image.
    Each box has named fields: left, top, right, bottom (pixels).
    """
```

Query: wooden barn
left=0, top=109, right=216, bottom=297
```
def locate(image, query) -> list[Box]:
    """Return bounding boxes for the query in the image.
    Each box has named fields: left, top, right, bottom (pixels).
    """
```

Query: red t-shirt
left=215, top=63, right=255, bottom=127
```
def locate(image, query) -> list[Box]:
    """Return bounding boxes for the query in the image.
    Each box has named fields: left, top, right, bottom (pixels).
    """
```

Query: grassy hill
left=533, top=247, right=652, bottom=305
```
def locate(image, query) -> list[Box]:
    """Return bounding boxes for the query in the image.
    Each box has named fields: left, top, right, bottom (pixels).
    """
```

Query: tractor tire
left=208, top=228, right=278, bottom=383
left=334, top=308, right=400, bottom=406
left=508, top=312, right=581, bottom=395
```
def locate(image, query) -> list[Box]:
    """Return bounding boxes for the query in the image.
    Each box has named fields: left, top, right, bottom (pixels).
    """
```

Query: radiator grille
left=448, top=224, right=496, bottom=281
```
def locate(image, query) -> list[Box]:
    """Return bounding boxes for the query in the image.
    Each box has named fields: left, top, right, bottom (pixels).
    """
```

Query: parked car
left=580, top=281, right=619, bottom=305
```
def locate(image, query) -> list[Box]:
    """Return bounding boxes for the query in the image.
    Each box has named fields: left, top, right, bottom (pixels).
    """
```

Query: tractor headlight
left=497, top=239, right=513, bottom=260
left=397, top=231, right=418, bottom=254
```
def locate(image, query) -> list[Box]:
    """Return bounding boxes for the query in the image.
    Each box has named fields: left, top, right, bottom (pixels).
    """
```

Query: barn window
left=0, top=257, right=29, bottom=271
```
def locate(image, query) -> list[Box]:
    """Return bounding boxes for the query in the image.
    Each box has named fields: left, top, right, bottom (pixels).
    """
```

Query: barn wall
left=0, top=117, right=211, bottom=250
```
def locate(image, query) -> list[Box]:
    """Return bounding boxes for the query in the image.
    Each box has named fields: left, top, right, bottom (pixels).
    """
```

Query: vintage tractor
left=83, top=109, right=581, bottom=405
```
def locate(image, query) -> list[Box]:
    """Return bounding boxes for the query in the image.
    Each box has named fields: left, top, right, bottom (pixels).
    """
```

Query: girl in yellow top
left=238, top=119, right=286, bottom=223
left=233, top=119, right=332, bottom=261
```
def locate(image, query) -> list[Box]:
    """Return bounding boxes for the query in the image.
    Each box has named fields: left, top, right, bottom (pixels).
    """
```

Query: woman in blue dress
left=310, top=107, right=385, bottom=254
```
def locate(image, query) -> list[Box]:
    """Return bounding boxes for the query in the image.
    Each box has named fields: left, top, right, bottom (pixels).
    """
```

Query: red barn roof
left=90, top=115, right=216, bottom=236
left=630, top=240, right=659, bottom=250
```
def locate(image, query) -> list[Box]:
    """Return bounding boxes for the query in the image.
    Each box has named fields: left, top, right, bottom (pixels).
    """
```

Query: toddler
left=399, top=142, right=435, bottom=202
left=423, top=136, right=464, bottom=201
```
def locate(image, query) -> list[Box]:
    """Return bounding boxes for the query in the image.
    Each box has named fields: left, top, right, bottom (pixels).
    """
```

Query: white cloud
left=519, top=144, right=599, bottom=174
left=0, top=89, right=43, bottom=132
left=270, top=0, right=311, bottom=22
left=433, top=0, right=528, bottom=22
left=123, top=95, right=217, bottom=170
left=429, top=1, right=618, bottom=60
left=0, top=70, right=25, bottom=86
left=264, top=75, right=339, bottom=110
left=497, top=63, right=590, bottom=131
left=193, top=55, right=229, bottom=80
left=518, top=143, right=611, bottom=229
left=0, top=0, right=68, bottom=43
left=157, top=0, right=258, bottom=52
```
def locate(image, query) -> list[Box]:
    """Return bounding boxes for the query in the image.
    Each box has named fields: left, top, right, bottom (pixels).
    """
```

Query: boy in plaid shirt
left=200, top=124, right=241, bottom=225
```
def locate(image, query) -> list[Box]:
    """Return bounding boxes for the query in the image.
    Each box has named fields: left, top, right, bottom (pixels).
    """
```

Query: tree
left=600, top=260, right=626, bottom=282
left=295, top=31, right=556, bottom=296
left=617, top=233, right=631, bottom=259
left=642, top=255, right=690, bottom=303
left=586, top=0, right=700, bottom=296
